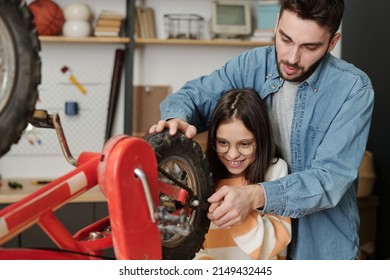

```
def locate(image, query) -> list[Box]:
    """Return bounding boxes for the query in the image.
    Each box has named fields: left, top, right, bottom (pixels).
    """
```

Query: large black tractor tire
left=0, top=0, right=41, bottom=157
left=145, top=130, right=213, bottom=260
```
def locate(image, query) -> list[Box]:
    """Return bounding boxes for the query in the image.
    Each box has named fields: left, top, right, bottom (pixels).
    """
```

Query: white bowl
left=62, top=20, right=91, bottom=37
left=63, top=3, right=91, bottom=21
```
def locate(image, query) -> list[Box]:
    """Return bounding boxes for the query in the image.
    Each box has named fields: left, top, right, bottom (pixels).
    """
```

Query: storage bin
left=164, top=13, right=204, bottom=39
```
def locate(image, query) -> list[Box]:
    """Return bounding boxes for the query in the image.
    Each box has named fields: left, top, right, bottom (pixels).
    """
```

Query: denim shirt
left=160, top=46, right=374, bottom=259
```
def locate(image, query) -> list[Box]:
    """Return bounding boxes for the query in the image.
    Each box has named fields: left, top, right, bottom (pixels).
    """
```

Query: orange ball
left=29, top=0, right=65, bottom=36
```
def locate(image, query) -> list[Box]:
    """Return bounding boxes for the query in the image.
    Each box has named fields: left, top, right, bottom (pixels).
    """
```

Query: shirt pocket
left=309, top=123, right=330, bottom=146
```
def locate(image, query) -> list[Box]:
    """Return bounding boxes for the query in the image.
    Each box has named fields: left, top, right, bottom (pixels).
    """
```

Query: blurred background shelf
left=39, top=35, right=130, bottom=43
left=39, top=36, right=271, bottom=47
left=135, top=38, right=272, bottom=47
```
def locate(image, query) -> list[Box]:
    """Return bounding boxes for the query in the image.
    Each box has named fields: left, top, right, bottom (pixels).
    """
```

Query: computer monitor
left=210, top=0, right=252, bottom=38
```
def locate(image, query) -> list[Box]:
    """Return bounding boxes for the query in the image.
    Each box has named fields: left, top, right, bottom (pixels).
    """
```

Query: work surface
left=0, top=178, right=106, bottom=204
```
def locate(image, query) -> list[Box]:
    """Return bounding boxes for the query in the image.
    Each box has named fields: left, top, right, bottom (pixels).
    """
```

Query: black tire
left=0, top=0, right=41, bottom=157
left=145, top=130, right=213, bottom=260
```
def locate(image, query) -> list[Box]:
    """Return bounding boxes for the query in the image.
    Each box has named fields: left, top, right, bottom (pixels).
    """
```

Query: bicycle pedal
left=28, top=109, right=55, bottom=129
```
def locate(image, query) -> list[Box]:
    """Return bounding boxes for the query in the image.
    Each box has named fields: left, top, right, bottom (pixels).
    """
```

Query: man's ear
left=328, top=32, right=341, bottom=52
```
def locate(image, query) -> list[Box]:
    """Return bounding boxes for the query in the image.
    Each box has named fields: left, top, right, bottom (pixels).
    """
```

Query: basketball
left=29, top=0, right=65, bottom=36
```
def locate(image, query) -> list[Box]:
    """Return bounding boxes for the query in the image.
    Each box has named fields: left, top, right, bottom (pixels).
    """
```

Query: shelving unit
left=135, top=38, right=271, bottom=47
left=38, top=0, right=273, bottom=136
left=39, top=35, right=130, bottom=44
left=39, top=36, right=271, bottom=47
left=34, top=1, right=136, bottom=137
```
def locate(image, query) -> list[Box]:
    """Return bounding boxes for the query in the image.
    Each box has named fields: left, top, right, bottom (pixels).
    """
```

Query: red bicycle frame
left=0, top=133, right=189, bottom=260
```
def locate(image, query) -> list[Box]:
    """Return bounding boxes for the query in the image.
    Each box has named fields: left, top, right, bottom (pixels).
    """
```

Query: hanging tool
left=60, top=65, right=87, bottom=94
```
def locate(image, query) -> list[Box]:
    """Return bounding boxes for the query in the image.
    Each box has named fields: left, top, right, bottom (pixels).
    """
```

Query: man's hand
left=207, top=184, right=265, bottom=228
left=148, top=118, right=197, bottom=139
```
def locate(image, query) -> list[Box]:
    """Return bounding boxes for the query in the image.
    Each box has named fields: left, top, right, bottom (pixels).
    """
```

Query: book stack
left=94, top=10, right=124, bottom=37
left=135, top=6, right=157, bottom=38
left=250, top=29, right=275, bottom=43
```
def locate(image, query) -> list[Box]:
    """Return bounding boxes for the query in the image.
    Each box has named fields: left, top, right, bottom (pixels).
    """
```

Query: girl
left=195, top=88, right=291, bottom=260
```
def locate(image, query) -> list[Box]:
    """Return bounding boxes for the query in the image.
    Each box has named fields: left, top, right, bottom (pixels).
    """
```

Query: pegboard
left=8, top=61, right=112, bottom=157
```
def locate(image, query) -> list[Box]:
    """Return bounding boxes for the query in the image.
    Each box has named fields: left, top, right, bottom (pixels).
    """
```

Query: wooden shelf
left=39, top=35, right=130, bottom=44
left=39, top=36, right=272, bottom=47
left=136, top=38, right=272, bottom=47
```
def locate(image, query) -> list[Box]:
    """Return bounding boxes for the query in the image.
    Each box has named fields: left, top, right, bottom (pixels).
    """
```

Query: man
left=149, top=0, right=374, bottom=259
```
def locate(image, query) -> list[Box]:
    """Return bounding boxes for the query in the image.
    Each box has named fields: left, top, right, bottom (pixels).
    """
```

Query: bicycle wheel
left=145, top=130, right=212, bottom=260
left=0, top=0, right=41, bottom=157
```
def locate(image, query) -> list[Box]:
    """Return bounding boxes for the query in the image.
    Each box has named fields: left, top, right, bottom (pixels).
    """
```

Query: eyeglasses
left=213, top=138, right=256, bottom=156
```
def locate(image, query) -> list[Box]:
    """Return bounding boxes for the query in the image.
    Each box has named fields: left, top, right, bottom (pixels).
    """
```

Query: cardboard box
left=132, top=85, right=171, bottom=137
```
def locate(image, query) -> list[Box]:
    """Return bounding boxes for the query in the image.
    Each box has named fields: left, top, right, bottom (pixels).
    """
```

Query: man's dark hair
left=279, top=0, right=344, bottom=35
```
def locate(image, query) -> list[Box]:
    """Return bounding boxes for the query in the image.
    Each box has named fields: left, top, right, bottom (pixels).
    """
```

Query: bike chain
left=158, top=166, right=211, bottom=210
left=157, top=166, right=194, bottom=196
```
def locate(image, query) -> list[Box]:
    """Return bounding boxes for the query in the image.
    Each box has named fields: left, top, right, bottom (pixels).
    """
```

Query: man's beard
left=275, top=49, right=327, bottom=83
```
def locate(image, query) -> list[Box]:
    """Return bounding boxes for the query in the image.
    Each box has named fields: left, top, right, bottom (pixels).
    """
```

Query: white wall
left=0, top=0, right=341, bottom=179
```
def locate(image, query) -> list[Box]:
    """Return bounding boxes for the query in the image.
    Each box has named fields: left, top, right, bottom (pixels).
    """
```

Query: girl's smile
left=216, top=119, right=255, bottom=177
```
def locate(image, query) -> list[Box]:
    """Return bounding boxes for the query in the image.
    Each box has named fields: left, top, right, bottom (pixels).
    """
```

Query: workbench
left=0, top=178, right=111, bottom=257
